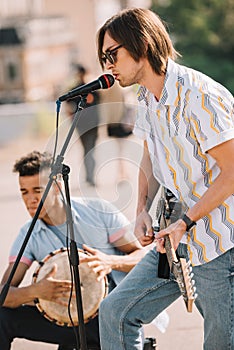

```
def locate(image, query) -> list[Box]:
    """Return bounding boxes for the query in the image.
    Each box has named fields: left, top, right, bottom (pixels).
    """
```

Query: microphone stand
left=62, top=163, right=87, bottom=349
left=0, top=96, right=88, bottom=350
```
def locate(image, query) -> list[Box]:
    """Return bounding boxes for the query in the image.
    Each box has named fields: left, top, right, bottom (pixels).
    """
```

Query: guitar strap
left=158, top=251, right=170, bottom=279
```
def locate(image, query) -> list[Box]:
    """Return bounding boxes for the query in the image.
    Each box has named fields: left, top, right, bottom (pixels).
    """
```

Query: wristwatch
left=181, top=213, right=196, bottom=231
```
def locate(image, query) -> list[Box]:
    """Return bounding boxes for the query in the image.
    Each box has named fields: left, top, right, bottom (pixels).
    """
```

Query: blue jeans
left=99, top=245, right=234, bottom=350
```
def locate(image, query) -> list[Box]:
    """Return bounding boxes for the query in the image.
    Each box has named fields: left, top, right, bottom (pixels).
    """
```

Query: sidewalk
left=0, top=125, right=203, bottom=349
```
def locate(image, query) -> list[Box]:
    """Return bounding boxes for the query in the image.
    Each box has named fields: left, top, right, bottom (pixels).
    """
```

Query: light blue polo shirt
left=9, top=197, right=131, bottom=284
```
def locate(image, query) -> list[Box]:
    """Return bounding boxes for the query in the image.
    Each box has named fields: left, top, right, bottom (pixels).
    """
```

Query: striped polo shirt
left=134, top=58, right=234, bottom=266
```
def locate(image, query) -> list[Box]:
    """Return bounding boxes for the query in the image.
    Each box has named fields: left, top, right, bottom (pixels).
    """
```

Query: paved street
left=0, top=113, right=203, bottom=349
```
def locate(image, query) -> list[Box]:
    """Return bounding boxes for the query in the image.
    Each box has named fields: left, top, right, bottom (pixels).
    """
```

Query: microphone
left=58, top=74, right=115, bottom=102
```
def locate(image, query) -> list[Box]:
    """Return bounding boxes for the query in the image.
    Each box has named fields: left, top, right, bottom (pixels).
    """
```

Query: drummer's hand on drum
left=34, top=264, right=72, bottom=305
left=134, top=209, right=154, bottom=246
left=81, top=244, right=112, bottom=282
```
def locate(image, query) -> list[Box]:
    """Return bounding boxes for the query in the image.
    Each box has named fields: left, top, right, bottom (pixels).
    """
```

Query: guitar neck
left=164, top=234, right=178, bottom=268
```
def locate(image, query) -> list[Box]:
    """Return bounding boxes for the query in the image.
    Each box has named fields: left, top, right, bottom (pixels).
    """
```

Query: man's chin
left=119, top=80, right=133, bottom=88
left=29, top=209, right=42, bottom=218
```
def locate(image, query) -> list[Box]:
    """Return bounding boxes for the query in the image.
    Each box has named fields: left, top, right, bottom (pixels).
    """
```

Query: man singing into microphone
left=96, top=7, right=234, bottom=350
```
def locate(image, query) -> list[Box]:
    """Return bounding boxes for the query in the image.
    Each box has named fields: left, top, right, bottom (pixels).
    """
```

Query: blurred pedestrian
left=100, top=84, right=135, bottom=182
left=66, top=64, right=100, bottom=186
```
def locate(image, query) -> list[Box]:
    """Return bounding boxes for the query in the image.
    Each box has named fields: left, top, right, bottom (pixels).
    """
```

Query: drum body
left=32, top=247, right=108, bottom=327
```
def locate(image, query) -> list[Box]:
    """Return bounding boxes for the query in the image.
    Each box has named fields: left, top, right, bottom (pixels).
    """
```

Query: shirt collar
left=137, top=58, right=181, bottom=107
left=27, top=218, right=47, bottom=233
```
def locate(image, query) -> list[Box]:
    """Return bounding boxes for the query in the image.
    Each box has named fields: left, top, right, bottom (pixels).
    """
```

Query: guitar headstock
left=178, top=258, right=197, bottom=312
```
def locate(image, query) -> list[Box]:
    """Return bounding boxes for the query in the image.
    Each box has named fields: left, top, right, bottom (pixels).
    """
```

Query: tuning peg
left=191, top=279, right=196, bottom=287
left=186, top=260, right=192, bottom=268
left=189, top=272, right=194, bottom=279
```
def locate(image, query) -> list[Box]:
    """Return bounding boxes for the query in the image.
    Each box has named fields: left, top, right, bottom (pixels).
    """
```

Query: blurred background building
left=0, top=16, right=73, bottom=103
left=0, top=0, right=233, bottom=106
left=0, top=0, right=151, bottom=104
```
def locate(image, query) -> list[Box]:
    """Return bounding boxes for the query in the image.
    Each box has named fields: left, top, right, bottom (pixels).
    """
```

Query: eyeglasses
left=101, top=45, right=123, bottom=65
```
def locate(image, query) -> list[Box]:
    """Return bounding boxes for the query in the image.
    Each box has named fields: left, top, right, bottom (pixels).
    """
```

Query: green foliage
left=151, top=0, right=234, bottom=93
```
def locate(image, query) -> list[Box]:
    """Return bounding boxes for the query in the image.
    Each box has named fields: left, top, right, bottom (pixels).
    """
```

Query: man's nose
left=27, top=194, right=38, bottom=203
left=105, top=60, right=114, bottom=70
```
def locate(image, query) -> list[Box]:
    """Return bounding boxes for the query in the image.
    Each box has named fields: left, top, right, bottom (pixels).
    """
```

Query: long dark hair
left=97, top=8, right=180, bottom=75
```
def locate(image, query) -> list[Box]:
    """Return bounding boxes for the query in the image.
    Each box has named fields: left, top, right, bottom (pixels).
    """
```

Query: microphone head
left=99, top=74, right=115, bottom=89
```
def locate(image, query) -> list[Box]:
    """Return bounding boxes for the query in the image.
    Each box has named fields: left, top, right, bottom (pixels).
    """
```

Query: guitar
left=153, top=191, right=197, bottom=313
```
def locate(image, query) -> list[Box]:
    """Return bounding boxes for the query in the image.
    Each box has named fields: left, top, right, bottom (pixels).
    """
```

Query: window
left=7, top=62, right=18, bottom=81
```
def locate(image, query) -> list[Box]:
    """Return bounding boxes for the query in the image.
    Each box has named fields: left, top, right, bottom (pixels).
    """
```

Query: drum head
left=32, top=248, right=108, bottom=326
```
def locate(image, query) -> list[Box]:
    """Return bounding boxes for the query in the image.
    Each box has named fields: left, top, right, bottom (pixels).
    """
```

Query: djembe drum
left=32, top=247, right=108, bottom=327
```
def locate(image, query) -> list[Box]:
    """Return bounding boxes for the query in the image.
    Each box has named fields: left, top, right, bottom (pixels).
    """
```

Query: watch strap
left=181, top=213, right=196, bottom=231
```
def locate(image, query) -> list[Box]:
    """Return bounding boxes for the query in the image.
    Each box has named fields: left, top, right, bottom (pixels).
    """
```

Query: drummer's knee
left=0, top=306, right=10, bottom=324
left=0, top=306, right=13, bottom=339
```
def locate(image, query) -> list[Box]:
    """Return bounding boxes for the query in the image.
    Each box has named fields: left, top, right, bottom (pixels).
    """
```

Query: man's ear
left=142, top=39, right=149, bottom=56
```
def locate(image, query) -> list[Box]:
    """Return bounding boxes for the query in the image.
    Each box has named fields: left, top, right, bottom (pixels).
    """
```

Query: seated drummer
left=0, top=150, right=148, bottom=350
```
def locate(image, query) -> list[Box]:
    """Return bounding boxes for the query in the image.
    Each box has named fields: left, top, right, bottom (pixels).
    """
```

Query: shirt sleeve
left=95, top=199, right=131, bottom=243
left=190, top=84, right=234, bottom=153
left=9, top=223, right=34, bottom=267
left=108, top=214, right=132, bottom=244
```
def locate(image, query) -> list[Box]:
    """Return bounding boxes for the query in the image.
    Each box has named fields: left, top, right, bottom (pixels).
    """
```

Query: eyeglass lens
left=102, top=45, right=122, bottom=65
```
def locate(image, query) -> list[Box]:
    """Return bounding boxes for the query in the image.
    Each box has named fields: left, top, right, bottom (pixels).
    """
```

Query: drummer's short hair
left=13, top=151, right=52, bottom=176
